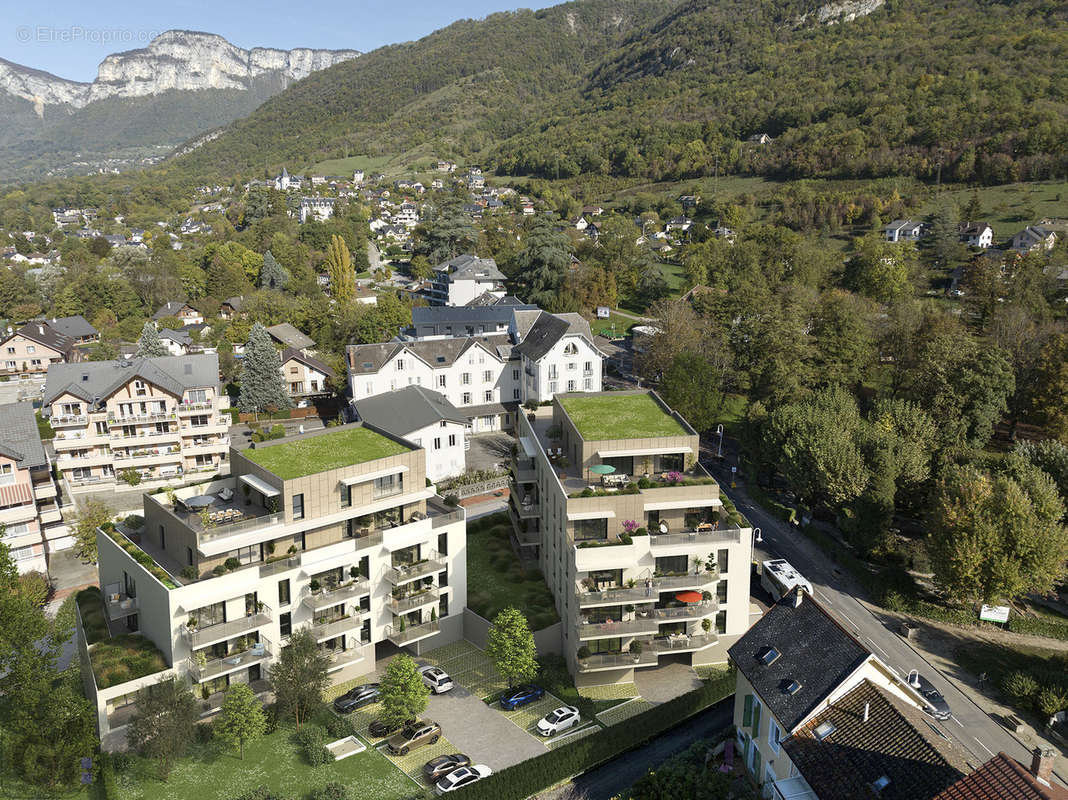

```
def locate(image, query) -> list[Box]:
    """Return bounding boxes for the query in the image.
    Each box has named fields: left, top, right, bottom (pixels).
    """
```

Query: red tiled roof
left=932, top=753, right=1068, bottom=800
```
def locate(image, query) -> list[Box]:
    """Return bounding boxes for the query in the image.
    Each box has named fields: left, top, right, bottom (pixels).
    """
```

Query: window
left=25, top=345, right=35, bottom=354
left=768, top=720, right=781, bottom=753
left=484, top=390, right=493, bottom=402
left=572, top=518, right=608, bottom=542
left=548, top=365, right=558, bottom=379
left=278, top=579, right=290, bottom=606
left=396, top=358, right=405, bottom=370
left=438, top=594, right=449, bottom=619
left=187, top=389, right=207, bottom=403
left=483, top=370, right=493, bottom=382
left=461, top=372, right=471, bottom=385
left=437, top=532, right=448, bottom=556
left=433, top=437, right=441, bottom=450
left=279, top=612, right=292, bottom=637
left=438, top=569, right=448, bottom=587
left=567, top=362, right=576, bottom=371
left=583, top=378, right=592, bottom=390
left=563, top=342, right=577, bottom=355
left=512, top=369, right=520, bottom=380
left=4, top=347, right=11, bottom=354
left=716, top=610, right=727, bottom=634
left=438, top=375, right=446, bottom=387
left=372, top=473, right=403, bottom=498
left=584, top=361, right=592, bottom=374
left=158, top=525, right=166, bottom=551
left=186, top=546, right=193, bottom=566
left=567, top=380, right=576, bottom=392
left=133, top=379, right=146, bottom=396
left=462, top=392, right=471, bottom=405
left=340, top=483, right=351, bottom=508
left=448, top=434, right=456, bottom=447
left=190, top=414, right=209, bottom=427
left=0, top=464, right=13, bottom=485
left=440, top=420, right=447, bottom=428
left=549, top=381, right=557, bottom=394
left=717, top=580, right=728, bottom=604
left=718, top=548, right=729, bottom=573
left=293, top=493, right=304, bottom=520
left=513, top=389, right=520, bottom=399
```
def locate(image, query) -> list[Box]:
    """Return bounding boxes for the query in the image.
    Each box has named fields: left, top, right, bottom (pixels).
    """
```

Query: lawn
left=307, top=154, right=393, bottom=177
left=558, top=393, right=688, bottom=441
left=466, top=514, right=558, bottom=630
left=954, top=639, right=1068, bottom=722
left=111, top=720, right=416, bottom=800
left=589, top=311, right=646, bottom=340
left=244, top=426, right=411, bottom=479
left=919, top=180, right=1068, bottom=238
left=90, top=634, right=168, bottom=689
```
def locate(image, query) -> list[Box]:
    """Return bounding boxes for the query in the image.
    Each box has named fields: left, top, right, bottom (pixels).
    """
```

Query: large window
left=655, top=453, right=685, bottom=473
left=292, top=493, right=304, bottom=520
left=602, top=456, right=633, bottom=476
left=587, top=637, right=620, bottom=654
left=196, top=601, right=226, bottom=628
left=340, top=483, right=351, bottom=508
left=373, top=473, right=403, bottom=499
left=278, top=579, right=290, bottom=606
left=655, top=555, right=688, bottom=576
left=572, top=518, right=607, bottom=542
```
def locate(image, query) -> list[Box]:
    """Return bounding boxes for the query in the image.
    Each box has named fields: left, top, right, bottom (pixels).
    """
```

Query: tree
left=1014, top=439, right=1068, bottom=507
left=268, top=629, right=330, bottom=730
left=378, top=652, right=430, bottom=728
left=486, top=607, right=538, bottom=688
left=844, top=237, right=915, bottom=304
left=238, top=322, right=291, bottom=413
left=412, top=199, right=478, bottom=263
left=259, top=250, right=290, bottom=290
left=71, top=498, right=113, bottom=563
left=512, top=216, right=571, bottom=309
left=660, top=352, right=723, bottom=434
left=325, top=234, right=356, bottom=306
left=928, top=461, right=1068, bottom=604
left=1033, top=333, right=1068, bottom=444
left=127, top=676, right=198, bottom=779
left=9, top=673, right=96, bottom=789
left=216, top=683, right=267, bottom=759
left=0, top=542, right=47, bottom=678
left=135, top=321, right=168, bottom=358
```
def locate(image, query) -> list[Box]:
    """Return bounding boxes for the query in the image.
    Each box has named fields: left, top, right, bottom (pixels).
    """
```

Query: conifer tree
left=259, top=250, right=289, bottom=290
left=136, top=321, right=167, bottom=358
left=238, top=322, right=291, bottom=413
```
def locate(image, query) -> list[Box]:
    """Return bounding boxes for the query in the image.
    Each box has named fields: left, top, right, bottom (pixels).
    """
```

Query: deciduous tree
left=325, top=234, right=355, bottom=306
left=71, top=499, right=113, bottom=563
left=268, top=629, right=330, bottom=730
left=216, top=683, right=267, bottom=759
left=127, top=676, right=198, bottom=779
left=378, top=652, right=429, bottom=727
left=486, top=607, right=538, bottom=688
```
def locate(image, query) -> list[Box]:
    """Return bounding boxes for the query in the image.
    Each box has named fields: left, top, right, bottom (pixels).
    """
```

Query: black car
left=499, top=684, right=545, bottom=711
left=332, top=683, right=380, bottom=714
left=368, top=716, right=413, bottom=738
left=424, top=753, right=472, bottom=782
left=911, top=673, right=952, bottom=720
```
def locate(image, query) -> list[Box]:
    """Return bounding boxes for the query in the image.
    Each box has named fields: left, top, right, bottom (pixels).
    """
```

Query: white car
left=435, top=764, right=492, bottom=794
left=536, top=705, right=580, bottom=736
left=420, top=665, right=454, bottom=694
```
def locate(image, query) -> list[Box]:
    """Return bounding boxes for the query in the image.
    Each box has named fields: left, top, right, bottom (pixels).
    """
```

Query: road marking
left=814, top=590, right=835, bottom=606
left=951, top=717, right=964, bottom=728
left=973, top=737, right=996, bottom=757
left=866, top=638, right=889, bottom=658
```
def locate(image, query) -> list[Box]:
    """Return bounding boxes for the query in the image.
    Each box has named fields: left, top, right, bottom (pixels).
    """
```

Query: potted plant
left=431, top=607, right=438, bottom=622
left=256, top=601, right=265, bottom=612
left=266, top=542, right=275, bottom=556
left=577, top=646, right=591, bottom=661
left=629, top=640, right=643, bottom=662
left=224, top=557, right=240, bottom=572
left=702, top=618, right=713, bottom=634
left=702, top=590, right=713, bottom=602
left=165, top=487, right=177, bottom=507
left=705, top=553, right=717, bottom=573
left=350, top=566, right=360, bottom=581
left=625, top=604, right=635, bottom=619
left=310, top=578, right=321, bottom=594
left=399, top=616, right=407, bottom=633
left=266, top=496, right=279, bottom=513
left=201, top=685, right=210, bottom=700
left=287, top=544, right=297, bottom=555
left=186, top=616, right=198, bottom=630
left=194, top=650, right=208, bottom=668
left=626, top=578, right=636, bottom=589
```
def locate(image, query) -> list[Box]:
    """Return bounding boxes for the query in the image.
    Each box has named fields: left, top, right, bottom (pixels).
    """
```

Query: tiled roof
left=932, top=753, right=1068, bottom=800
left=281, top=347, right=335, bottom=378
left=6, top=321, right=75, bottom=358
left=347, top=335, right=510, bottom=374
left=783, top=679, right=969, bottom=800
left=352, top=385, right=466, bottom=437
left=47, top=315, right=97, bottom=339
left=0, top=402, right=48, bottom=468
left=43, top=354, right=220, bottom=407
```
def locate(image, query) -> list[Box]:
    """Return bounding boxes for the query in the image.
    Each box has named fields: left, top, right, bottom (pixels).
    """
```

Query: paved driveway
left=633, top=660, right=703, bottom=703
left=426, top=686, right=545, bottom=770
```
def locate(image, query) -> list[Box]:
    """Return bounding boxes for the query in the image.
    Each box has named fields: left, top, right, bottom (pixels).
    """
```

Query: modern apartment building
left=43, top=355, right=231, bottom=493
left=91, top=423, right=466, bottom=750
left=424, top=254, right=506, bottom=306
left=510, top=390, right=753, bottom=686
left=0, top=402, right=64, bottom=573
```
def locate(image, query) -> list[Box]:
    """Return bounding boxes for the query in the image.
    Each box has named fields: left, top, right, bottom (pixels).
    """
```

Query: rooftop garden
left=102, top=524, right=178, bottom=589
left=89, top=633, right=168, bottom=689
left=76, top=586, right=108, bottom=644
left=244, top=425, right=410, bottom=480
left=558, top=393, right=688, bottom=441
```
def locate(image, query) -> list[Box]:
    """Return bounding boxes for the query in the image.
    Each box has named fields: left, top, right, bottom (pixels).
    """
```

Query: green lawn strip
left=577, top=682, right=639, bottom=701
left=243, top=426, right=410, bottom=479
left=590, top=312, right=642, bottom=339
left=557, top=393, right=688, bottom=440
left=110, top=722, right=414, bottom=800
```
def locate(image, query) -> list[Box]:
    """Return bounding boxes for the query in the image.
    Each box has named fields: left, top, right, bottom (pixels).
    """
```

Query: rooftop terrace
left=557, top=392, right=689, bottom=441
left=243, top=425, right=411, bottom=480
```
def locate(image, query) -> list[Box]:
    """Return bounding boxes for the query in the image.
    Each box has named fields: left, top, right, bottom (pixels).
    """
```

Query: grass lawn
left=589, top=311, right=646, bottom=339
left=307, top=154, right=393, bottom=177
left=558, top=393, right=688, bottom=441
left=112, top=721, right=415, bottom=800
left=90, top=634, right=169, bottom=689
left=465, top=513, right=559, bottom=630
left=954, top=639, right=1068, bottom=721
left=717, top=393, right=749, bottom=434
left=919, top=180, right=1068, bottom=238
left=244, top=426, right=411, bottom=479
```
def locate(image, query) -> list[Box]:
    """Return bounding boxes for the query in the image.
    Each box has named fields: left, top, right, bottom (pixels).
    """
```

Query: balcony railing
left=431, top=507, right=464, bottom=529
left=385, top=552, right=446, bottom=585
left=104, top=593, right=138, bottom=620
left=645, top=632, right=719, bottom=652
left=653, top=572, right=720, bottom=589
left=576, top=583, right=659, bottom=607
left=189, top=637, right=272, bottom=682
left=325, top=648, right=365, bottom=671
left=109, top=429, right=178, bottom=441
left=183, top=608, right=272, bottom=648
left=643, top=601, right=717, bottom=622
left=302, top=578, right=370, bottom=612
left=259, top=555, right=300, bottom=578
left=386, top=618, right=440, bottom=646
left=309, top=613, right=362, bottom=641
left=577, top=618, right=659, bottom=640
left=577, top=649, right=658, bottom=671
left=177, top=402, right=214, bottom=414
left=650, top=527, right=744, bottom=548
left=107, top=410, right=176, bottom=425
left=197, top=511, right=285, bottom=544
left=50, top=414, right=87, bottom=427
left=390, top=585, right=439, bottom=614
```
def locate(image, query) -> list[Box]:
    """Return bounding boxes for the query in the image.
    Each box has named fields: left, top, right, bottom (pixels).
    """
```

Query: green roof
left=244, top=425, right=410, bottom=480
left=558, top=393, right=688, bottom=441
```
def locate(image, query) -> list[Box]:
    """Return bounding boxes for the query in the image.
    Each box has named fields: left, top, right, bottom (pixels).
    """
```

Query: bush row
left=1008, top=616, right=1068, bottom=642
left=1001, top=670, right=1068, bottom=717
left=295, top=724, right=332, bottom=767
left=457, top=669, right=736, bottom=800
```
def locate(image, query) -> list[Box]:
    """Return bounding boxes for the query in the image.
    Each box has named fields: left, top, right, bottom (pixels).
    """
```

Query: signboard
left=979, top=605, right=1010, bottom=624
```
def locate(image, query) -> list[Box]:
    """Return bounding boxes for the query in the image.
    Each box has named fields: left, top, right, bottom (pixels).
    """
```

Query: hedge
left=1008, top=616, right=1068, bottom=642
left=455, top=668, right=735, bottom=800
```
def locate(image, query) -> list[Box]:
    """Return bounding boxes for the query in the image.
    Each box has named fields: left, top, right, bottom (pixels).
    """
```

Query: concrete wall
left=461, top=608, right=562, bottom=656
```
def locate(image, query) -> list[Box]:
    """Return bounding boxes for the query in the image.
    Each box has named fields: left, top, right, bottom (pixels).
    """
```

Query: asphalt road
left=541, top=698, right=733, bottom=800
left=708, top=460, right=1067, bottom=785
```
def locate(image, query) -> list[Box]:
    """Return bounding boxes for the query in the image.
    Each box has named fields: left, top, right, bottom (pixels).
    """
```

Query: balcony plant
left=242, top=483, right=251, bottom=506
left=266, top=497, right=279, bottom=513
left=187, top=616, right=198, bottom=630
left=702, top=618, right=713, bottom=634
left=431, top=607, right=438, bottom=622
left=629, top=640, right=643, bottom=662
left=309, top=578, right=321, bottom=594
left=577, top=645, right=591, bottom=661
left=702, top=591, right=713, bottom=602
left=224, top=557, right=240, bottom=571
left=622, top=519, right=638, bottom=535
left=194, top=650, right=208, bottom=669
left=349, top=566, right=360, bottom=581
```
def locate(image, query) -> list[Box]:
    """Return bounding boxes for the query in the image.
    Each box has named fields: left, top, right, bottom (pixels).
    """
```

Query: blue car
left=499, top=685, right=545, bottom=711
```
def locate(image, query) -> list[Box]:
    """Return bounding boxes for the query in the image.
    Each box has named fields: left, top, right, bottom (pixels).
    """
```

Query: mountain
left=176, top=0, right=1068, bottom=188
left=0, top=31, right=358, bottom=180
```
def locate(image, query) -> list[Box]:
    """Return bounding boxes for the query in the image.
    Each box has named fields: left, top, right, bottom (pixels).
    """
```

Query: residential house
left=884, top=220, right=926, bottom=243
left=220, top=296, right=246, bottom=320
left=280, top=348, right=334, bottom=404
left=45, top=315, right=99, bottom=345
left=0, top=320, right=82, bottom=377
left=87, top=423, right=467, bottom=750
left=931, top=750, right=1068, bottom=800
left=679, top=195, right=700, bottom=209
left=425, top=254, right=507, bottom=307
left=409, top=302, right=537, bottom=339
left=43, top=354, right=230, bottom=492
left=958, top=222, right=994, bottom=249
left=1012, top=226, right=1058, bottom=253
left=273, top=168, right=296, bottom=191
left=511, top=391, right=753, bottom=684
left=299, top=197, right=337, bottom=224
left=352, top=386, right=468, bottom=482
left=354, top=286, right=378, bottom=306
left=153, top=302, right=205, bottom=326
left=159, top=329, right=194, bottom=356
left=581, top=205, right=604, bottom=216
left=512, top=311, right=603, bottom=402
left=266, top=323, right=315, bottom=355
left=0, top=402, right=64, bottom=574
left=748, top=133, right=774, bottom=144
left=665, top=216, right=693, bottom=233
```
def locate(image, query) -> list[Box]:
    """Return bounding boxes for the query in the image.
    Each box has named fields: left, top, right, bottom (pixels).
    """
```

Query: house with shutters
left=0, top=319, right=84, bottom=376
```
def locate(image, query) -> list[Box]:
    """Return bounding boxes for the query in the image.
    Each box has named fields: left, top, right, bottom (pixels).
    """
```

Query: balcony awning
left=518, top=436, right=538, bottom=458
left=340, top=465, right=408, bottom=486
left=643, top=498, right=722, bottom=512
left=596, top=445, right=693, bottom=458
left=239, top=474, right=280, bottom=498
left=567, top=509, right=615, bottom=521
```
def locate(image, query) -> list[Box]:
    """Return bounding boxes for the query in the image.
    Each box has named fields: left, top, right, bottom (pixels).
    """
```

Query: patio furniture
left=218, top=487, right=234, bottom=501
left=249, top=642, right=266, bottom=657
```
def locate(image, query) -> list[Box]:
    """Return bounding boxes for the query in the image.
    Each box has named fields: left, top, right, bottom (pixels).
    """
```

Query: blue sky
left=3, top=0, right=559, bottom=81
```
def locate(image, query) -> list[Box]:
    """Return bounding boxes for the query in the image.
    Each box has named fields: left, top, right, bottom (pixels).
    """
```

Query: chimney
left=1031, top=748, right=1055, bottom=785
left=863, top=702, right=870, bottom=722
left=792, top=585, right=804, bottom=608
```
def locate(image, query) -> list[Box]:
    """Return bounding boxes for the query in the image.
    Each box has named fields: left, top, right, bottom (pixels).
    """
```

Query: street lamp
left=753, top=527, right=762, bottom=545
left=715, top=424, right=724, bottom=460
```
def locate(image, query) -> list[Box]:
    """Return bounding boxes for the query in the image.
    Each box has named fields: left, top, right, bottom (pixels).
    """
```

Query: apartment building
left=0, top=402, right=64, bottom=573
left=91, top=423, right=466, bottom=749
left=43, top=355, right=231, bottom=493
left=511, top=390, right=753, bottom=686
left=0, top=319, right=84, bottom=377
left=424, top=254, right=506, bottom=306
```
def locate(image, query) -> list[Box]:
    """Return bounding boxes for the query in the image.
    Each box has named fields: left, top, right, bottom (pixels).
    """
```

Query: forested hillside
left=179, top=0, right=1068, bottom=187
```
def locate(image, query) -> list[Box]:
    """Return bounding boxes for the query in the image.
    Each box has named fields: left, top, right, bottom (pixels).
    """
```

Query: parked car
left=423, top=753, right=472, bottom=783
left=499, top=684, right=545, bottom=711
left=435, top=765, right=492, bottom=794
left=369, top=716, right=413, bottom=738
left=910, top=672, right=952, bottom=720
left=332, top=683, right=380, bottom=714
left=536, top=705, right=580, bottom=736
left=420, top=665, right=454, bottom=694
left=387, top=720, right=442, bottom=755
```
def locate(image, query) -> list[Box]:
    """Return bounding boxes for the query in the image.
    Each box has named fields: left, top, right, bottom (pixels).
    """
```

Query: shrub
left=296, top=724, right=331, bottom=766
left=444, top=494, right=459, bottom=507
left=180, top=565, right=198, bottom=580
left=119, top=468, right=142, bottom=486
left=269, top=424, right=286, bottom=440
left=1037, top=686, right=1068, bottom=716
left=213, top=564, right=228, bottom=576
left=224, top=557, right=241, bottom=571
left=324, top=714, right=350, bottom=739
left=110, top=752, right=132, bottom=773
left=124, top=514, right=145, bottom=529
left=307, top=782, right=349, bottom=800
left=18, top=571, right=51, bottom=607
left=1001, top=671, right=1039, bottom=700
left=195, top=721, right=215, bottom=743
left=637, top=477, right=652, bottom=489
left=1009, top=616, right=1068, bottom=642
left=264, top=703, right=281, bottom=735
left=307, top=745, right=332, bottom=767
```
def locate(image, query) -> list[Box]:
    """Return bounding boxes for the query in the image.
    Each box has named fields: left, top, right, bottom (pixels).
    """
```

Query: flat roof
left=558, top=393, right=688, bottom=441
left=243, top=425, right=411, bottom=480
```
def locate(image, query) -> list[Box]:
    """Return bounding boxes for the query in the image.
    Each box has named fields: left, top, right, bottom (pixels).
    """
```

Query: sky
left=1, top=0, right=559, bottom=81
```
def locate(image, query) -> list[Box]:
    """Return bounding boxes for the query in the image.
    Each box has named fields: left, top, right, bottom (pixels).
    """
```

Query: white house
left=352, top=386, right=468, bottom=482
left=1012, top=225, right=1057, bottom=253
left=299, top=197, right=337, bottom=224
left=958, top=221, right=994, bottom=249
left=158, top=329, right=193, bottom=356
left=884, top=220, right=925, bottom=243
left=425, top=254, right=507, bottom=307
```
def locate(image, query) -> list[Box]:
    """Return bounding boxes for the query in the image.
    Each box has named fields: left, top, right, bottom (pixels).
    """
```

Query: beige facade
left=281, top=355, right=330, bottom=399
left=0, top=332, right=67, bottom=375
left=511, top=391, right=753, bottom=686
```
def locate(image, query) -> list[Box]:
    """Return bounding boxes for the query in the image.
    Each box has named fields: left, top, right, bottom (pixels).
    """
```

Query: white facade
left=404, top=420, right=467, bottom=483
left=521, top=334, right=603, bottom=402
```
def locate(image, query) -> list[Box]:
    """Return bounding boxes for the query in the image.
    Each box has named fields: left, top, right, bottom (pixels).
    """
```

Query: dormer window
left=563, top=342, right=578, bottom=355
left=785, top=680, right=802, bottom=695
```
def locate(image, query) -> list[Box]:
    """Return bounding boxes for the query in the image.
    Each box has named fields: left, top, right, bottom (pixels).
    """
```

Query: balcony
left=650, top=527, right=743, bottom=549
left=38, top=502, right=62, bottom=525
left=56, top=451, right=113, bottom=468
left=325, top=648, right=365, bottom=671
left=181, top=418, right=230, bottom=434
left=645, top=632, right=719, bottom=653
left=104, top=593, right=138, bottom=620
left=189, top=638, right=272, bottom=683
left=67, top=474, right=114, bottom=488
left=577, top=617, right=659, bottom=641
left=386, top=618, right=440, bottom=646
left=177, top=402, right=215, bottom=414
left=309, top=612, right=362, bottom=642
left=50, top=414, right=87, bottom=427
left=654, top=572, right=720, bottom=590
left=390, top=585, right=440, bottom=614
left=511, top=456, right=537, bottom=484
left=183, top=608, right=272, bottom=649
left=183, top=437, right=230, bottom=455
left=643, top=601, right=717, bottom=622
left=576, top=582, right=659, bottom=608
left=109, top=429, right=180, bottom=446
left=385, top=552, right=446, bottom=585
left=302, top=578, right=370, bottom=612
left=259, top=555, right=300, bottom=578
left=349, top=529, right=385, bottom=550
left=0, top=503, right=37, bottom=526
left=32, top=480, right=57, bottom=501
left=107, top=410, right=176, bottom=425
left=53, top=431, right=108, bottom=449
left=112, top=448, right=181, bottom=468
left=511, top=489, right=540, bottom=519
left=577, top=649, right=658, bottom=672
